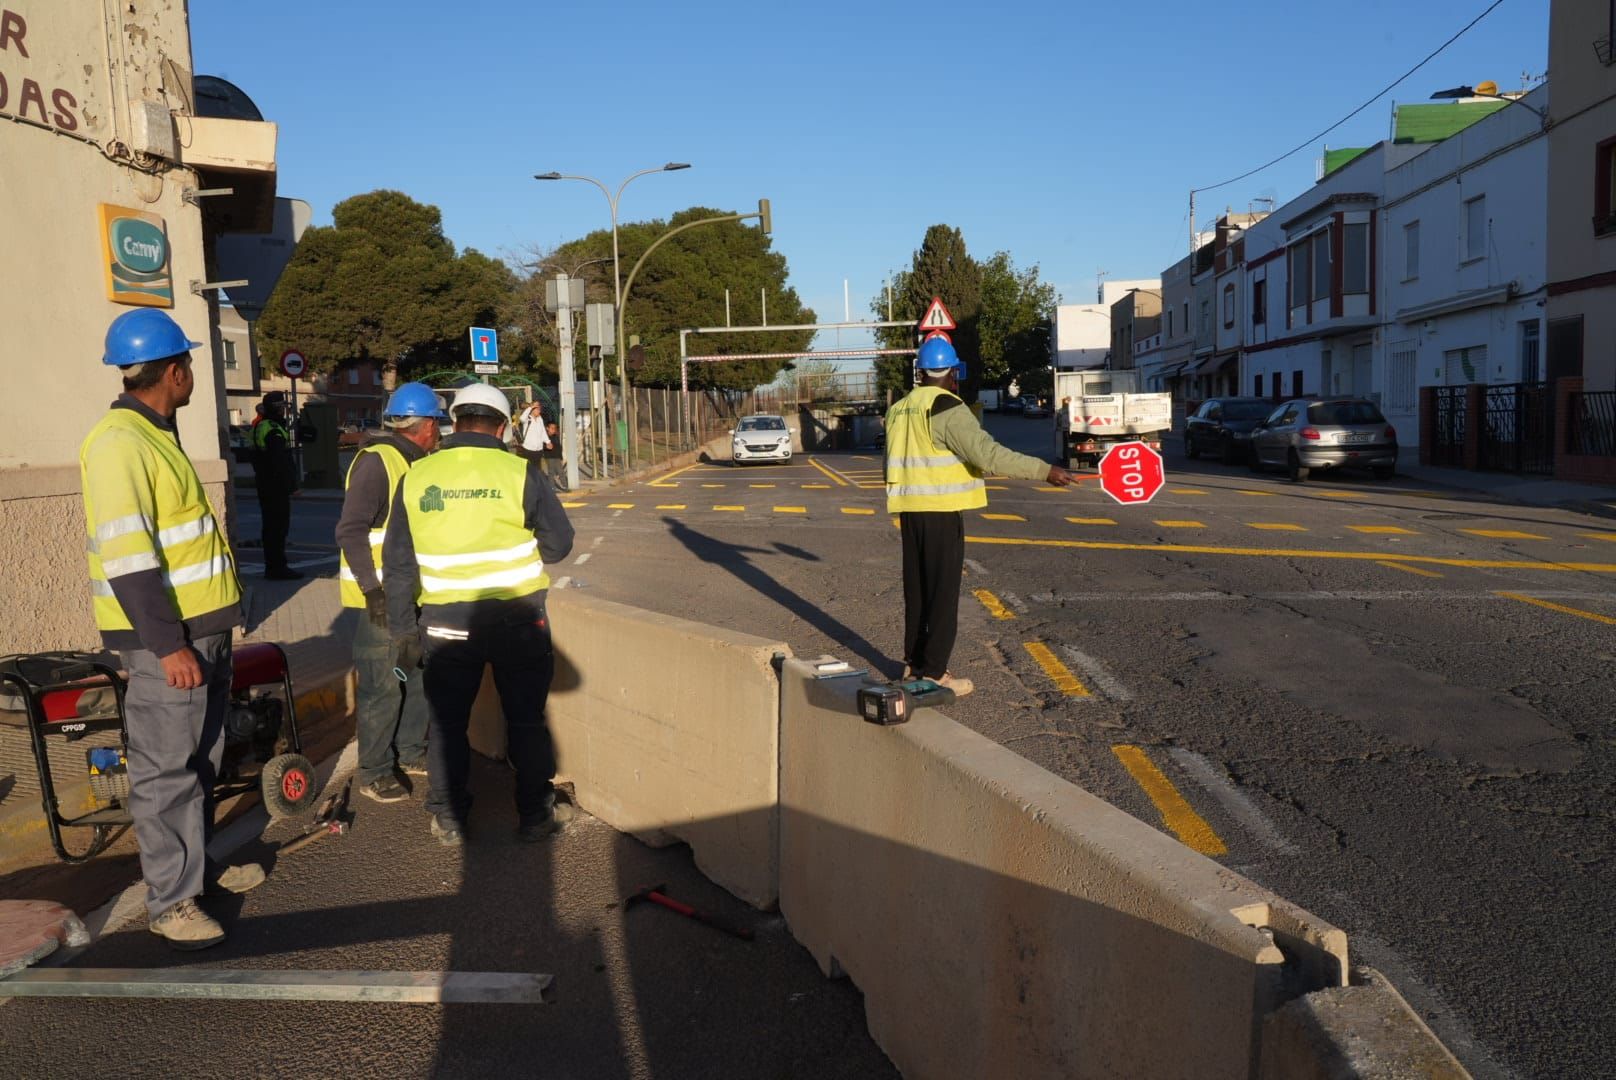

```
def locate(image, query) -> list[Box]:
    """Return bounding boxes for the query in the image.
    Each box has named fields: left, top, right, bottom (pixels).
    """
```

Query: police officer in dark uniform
left=251, top=391, right=301, bottom=580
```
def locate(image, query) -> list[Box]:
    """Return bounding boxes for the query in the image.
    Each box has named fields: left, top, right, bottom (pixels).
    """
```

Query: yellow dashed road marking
left=1111, top=745, right=1228, bottom=856
left=803, top=483, right=832, bottom=489
left=1035, top=486, right=1069, bottom=493
left=701, top=483, right=725, bottom=488
left=1320, top=491, right=1367, bottom=499
left=774, top=506, right=807, bottom=514
left=607, top=503, right=635, bottom=510
left=973, top=589, right=1016, bottom=620
left=1170, top=488, right=1209, bottom=495
left=655, top=504, right=686, bottom=510
left=1497, top=591, right=1616, bottom=625
left=806, top=456, right=851, bottom=487
left=1248, top=523, right=1306, bottom=531
left=964, top=534, right=1616, bottom=573
left=1155, top=520, right=1205, bottom=529
left=750, top=483, right=777, bottom=489
left=1066, top=517, right=1117, bottom=526
left=1581, top=532, right=1616, bottom=542
left=1377, top=560, right=1442, bottom=578
left=1023, top=641, right=1090, bottom=696
left=1349, top=525, right=1418, bottom=535
left=1462, top=529, right=1550, bottom=540
left=650, top=463, right=699, bottom=488
left=841, top=507, right=875, bottom=515
left=714, top=505, right=745, bottom=512
left=562, top=501, right=587, bottom=509
left=1237, top=490, right=1276, bottom=497
left=986, top=485, right=1009, bottom=491
left=981, top=513, right=1026, bottom=522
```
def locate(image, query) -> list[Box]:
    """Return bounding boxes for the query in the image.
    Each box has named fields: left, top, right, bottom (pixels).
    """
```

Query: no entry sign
left=279, top=350, right=307, bottom=379
left=1098, top=441, right=1165, bottom=505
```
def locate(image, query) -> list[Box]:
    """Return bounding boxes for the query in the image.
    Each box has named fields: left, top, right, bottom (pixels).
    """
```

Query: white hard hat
left=450, top=383, right=512, bottom=423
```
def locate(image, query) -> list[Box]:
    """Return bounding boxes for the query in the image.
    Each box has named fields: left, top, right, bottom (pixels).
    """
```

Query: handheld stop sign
left=1097, top=441, right=1165, bottom=505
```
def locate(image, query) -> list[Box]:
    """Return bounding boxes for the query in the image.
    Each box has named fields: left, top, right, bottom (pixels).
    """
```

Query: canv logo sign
left=99, top=203, right=173, bottom=307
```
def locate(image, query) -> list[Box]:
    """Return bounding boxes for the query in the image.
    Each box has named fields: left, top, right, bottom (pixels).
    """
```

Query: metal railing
left=1479, top=382, right=1554, bottom=475
left=1430, top=386, right=1466, bottom=468
left=1568, top=390, right=1616, bottom=458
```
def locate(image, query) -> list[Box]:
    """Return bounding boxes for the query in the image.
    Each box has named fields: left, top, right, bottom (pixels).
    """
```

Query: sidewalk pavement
left=0, top=565, right=897, bottom=1077
left=1392, top=461, right=1616, bottom=515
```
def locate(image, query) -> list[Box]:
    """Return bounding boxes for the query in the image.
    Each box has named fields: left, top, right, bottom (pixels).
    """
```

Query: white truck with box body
left=1052, top=369, right=1173, bottom=468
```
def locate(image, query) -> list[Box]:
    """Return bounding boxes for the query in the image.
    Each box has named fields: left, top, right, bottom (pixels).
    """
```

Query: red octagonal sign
left=1098, top=441, right=1166, bottom=505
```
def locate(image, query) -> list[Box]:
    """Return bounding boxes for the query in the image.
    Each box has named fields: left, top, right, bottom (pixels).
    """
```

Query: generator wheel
left=261, top=753, right=319, bottom=819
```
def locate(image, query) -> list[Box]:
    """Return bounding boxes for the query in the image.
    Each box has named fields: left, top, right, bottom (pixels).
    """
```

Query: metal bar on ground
left=0, top=968, right=555, bottom=1004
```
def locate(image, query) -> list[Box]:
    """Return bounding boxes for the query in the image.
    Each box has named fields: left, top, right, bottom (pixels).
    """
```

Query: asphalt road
left=543, top=415, right=1616, bottom=1080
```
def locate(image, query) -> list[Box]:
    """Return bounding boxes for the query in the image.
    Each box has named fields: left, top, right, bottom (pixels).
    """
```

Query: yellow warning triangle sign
left=918, top=297, right=956, bottom=331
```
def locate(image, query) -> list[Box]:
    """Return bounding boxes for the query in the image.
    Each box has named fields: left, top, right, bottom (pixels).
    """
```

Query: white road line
left=999, top=591, right=1028, bottom=613
left=964, top=558, right=991, bottom=577
left=1056, top=645, right=1131, bottom=701
left=553, top=576, right=571, bottom=590
left=1165, top=748, right=1298, bottom=855
left=591, top=536, right=604, bottom=548
left=574, top=552, right=592, bottom=565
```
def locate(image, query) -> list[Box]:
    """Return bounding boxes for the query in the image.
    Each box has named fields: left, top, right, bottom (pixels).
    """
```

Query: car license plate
left=1342, top=433, right=1371, bottom=443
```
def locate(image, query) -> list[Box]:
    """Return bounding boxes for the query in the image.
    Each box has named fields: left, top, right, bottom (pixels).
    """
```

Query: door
left=1255, top=403, right=1294, bottom=463
left=1352, top=343, right=1373, bottom=397
left=1547, top=316, right=1584, bottom=381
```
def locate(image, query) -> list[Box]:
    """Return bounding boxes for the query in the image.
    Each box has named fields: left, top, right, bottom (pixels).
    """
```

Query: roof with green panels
left=1322, top=147, right=1369, bottom=177
left=1392, top=100, right=1509, bottom=144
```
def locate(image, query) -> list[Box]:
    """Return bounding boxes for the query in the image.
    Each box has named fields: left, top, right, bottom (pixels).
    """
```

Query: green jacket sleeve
left=931, top=406, right=1051, bottom=481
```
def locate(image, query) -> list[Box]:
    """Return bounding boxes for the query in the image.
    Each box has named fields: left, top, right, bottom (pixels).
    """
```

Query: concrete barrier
left=777, top=655, right=1352, bottom=1080
left=468, top=590, right=789, bottom=908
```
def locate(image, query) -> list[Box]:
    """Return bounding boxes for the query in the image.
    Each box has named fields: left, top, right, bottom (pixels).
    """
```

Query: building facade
left=0, top=1, right=276, bottom=652
left=1108, top=286, right=1161, bottom=372
left=1546, top=0, right=1616, bottom=393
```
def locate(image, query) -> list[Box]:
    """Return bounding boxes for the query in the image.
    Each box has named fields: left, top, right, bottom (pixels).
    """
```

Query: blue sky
left=191, top=0, right=1548, bottom=338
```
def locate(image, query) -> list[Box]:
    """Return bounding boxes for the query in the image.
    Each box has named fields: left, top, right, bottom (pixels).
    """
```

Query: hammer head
left=624, top=883, right=667, bottom=908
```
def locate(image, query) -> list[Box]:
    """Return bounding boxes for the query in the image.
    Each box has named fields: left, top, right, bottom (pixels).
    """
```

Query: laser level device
left=856, top=678, right=956, bottom=726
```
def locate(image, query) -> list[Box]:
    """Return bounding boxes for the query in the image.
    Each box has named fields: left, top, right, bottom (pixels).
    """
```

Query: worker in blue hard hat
left=334, top=381, right=445, bottom=804
left=884, top=334, right=1078, bottom=697
left=80, top=309, right=265, bottom=950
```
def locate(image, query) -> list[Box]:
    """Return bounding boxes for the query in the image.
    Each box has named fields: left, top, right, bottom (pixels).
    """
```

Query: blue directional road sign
left=469, top=326, right=500, bottom=373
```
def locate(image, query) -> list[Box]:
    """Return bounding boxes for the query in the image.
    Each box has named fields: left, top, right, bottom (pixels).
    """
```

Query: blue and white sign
left=469, top=326, right=500, bottom=373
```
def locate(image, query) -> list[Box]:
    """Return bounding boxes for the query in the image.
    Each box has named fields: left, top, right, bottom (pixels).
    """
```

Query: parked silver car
left=1249, top=398, right=1398, bottom=482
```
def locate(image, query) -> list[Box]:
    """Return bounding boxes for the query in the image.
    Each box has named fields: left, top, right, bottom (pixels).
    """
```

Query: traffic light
left=757, top=198, right=772, bottom=235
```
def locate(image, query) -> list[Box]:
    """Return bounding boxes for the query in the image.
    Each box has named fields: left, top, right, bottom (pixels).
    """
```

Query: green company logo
left=419, top=485, right=445, bottom=513
left=110, top=217, right=168, bottom=274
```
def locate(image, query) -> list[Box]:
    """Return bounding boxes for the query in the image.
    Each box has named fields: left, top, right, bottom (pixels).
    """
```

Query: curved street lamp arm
left=616, top=211, right=755, bottom=372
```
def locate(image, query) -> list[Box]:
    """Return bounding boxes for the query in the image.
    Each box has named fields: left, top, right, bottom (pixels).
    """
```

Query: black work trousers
left=257, top=485, right=291, bottom=572
left=900, top=511, right=965, bottom=680
left=420, top=614, right=557, bottom=826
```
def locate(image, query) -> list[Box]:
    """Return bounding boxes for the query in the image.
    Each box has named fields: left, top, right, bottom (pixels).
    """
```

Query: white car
left=731, top=415, right=792, bottom=464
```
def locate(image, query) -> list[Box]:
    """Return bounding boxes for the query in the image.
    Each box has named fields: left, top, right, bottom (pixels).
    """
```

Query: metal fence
left=1479, top=382, right=1554, bottom=475
left=1568, top=390, right=1616, bottom=457
left=1429, top=386, right=1466, bottom=468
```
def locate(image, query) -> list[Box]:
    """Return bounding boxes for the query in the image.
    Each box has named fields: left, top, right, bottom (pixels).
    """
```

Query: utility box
left=545, top=277, right=585, bottom=314
left=296, top=402, right=342, bottom=489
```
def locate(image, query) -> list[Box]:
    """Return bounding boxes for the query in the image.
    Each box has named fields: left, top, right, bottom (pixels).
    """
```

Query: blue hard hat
left=102, top=309, right=202, bottom=367
left=384, top=382, right=446, bottom=419
left=916, top=336, right=960, bottom=370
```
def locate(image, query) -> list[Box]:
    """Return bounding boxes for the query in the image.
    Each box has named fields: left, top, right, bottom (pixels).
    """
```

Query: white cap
left=450, top=383, right=512, bottom=423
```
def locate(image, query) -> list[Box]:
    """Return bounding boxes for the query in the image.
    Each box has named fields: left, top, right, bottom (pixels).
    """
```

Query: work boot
left=937, top=672, right=975, bottom=698
left=204, top=863, right=266, bottom=897
left=149, top=898, right=225, bottom=951
left=517, top=802, right=577, bottom=843
left=361, top=775, right=409, bottom=803
left=430, top=815, right=464, bottom=847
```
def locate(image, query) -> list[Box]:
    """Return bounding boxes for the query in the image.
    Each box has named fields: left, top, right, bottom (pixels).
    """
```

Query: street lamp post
left=535, top=164, right=691, bottom=476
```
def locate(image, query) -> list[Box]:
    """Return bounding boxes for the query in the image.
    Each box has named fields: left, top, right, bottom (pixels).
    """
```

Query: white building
left=1380, top=86, right=1549, bottom=444
left=1051, top=304, right=1111, bottom=369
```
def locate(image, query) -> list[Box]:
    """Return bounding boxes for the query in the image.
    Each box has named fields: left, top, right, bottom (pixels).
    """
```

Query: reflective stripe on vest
left=338, top=443, right=410, bottom=608
left=80, top=409, right=242, bottom=632
left=884, top=386, right=987, bottom=513
left=399, top=445, right=548, bottom=606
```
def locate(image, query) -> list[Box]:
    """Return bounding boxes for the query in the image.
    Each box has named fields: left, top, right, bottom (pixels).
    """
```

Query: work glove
left=363, top=588, right=388, bottom=629
left=391, top=632, right=423, bottom=675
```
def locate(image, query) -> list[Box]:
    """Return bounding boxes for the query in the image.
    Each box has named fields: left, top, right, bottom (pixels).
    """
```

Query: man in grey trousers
left=80, top=309, right=266, bottom=950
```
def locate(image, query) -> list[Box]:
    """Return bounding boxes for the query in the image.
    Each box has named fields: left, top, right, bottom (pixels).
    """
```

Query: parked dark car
left=1249, top=398, right=1398, bottom=482
left=1184, top=397, right=1273, bottom=464
left=1001, top=397, right=1027, bottom=415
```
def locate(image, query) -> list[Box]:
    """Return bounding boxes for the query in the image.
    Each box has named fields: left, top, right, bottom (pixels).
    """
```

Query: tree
left=516, top=208, right=815, bottom=392
left=977, top=251, right=1058, bottom=393
left=869, top=225, right=983, bottom=400
left=258, top=190, right=515, bottom=385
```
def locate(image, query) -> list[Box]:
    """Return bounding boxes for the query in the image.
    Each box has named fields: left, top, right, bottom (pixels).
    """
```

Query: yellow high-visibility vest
left=252, top=418, right=288, bottom=450
left=398, top=446, right=549, bottom=606
left=79, top=409, right=241, bottom=632
left=884, top=386, right=987, bottom=513
left=338, top=442, right=410, bottom=608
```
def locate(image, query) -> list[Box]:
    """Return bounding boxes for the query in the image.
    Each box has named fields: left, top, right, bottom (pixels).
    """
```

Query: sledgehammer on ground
left=624, top=883, right=754, bottom=941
